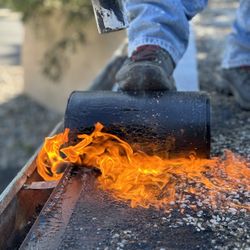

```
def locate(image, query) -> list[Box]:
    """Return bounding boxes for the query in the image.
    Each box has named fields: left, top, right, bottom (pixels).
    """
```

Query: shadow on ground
left=0, top=94, right=62, bottom=192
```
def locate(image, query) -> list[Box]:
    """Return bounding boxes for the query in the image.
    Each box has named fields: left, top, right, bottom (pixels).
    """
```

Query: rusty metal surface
left=0, top=122, right=63, bottom=250
left=20, top=167, right=87, bottom=250
left=0, top=122, right=63, bottom=215
left=23, top=181, right=59, bottom=190
left=0, top=168, right=52, bottom=250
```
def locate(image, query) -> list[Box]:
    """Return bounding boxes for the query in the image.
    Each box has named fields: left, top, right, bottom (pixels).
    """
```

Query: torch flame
left=37, top=123, right=250, bottom=211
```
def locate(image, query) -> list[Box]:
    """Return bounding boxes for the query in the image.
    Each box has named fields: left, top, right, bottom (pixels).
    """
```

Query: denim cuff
left=128, top=37, right=183, bottom=64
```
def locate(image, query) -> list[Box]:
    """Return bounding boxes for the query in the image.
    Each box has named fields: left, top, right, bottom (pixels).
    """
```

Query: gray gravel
left=0, top=94, right=61, bottom=192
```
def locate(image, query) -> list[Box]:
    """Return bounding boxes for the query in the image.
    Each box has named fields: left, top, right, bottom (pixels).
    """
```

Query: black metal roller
left=64, top=91, right=210, bottom=158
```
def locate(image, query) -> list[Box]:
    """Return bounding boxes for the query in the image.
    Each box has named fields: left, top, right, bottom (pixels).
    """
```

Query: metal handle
left=91, top=0, right=128, bottom=33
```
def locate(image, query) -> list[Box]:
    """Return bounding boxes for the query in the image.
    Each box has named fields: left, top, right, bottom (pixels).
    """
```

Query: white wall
left=23, top=14, right=125, bottom=113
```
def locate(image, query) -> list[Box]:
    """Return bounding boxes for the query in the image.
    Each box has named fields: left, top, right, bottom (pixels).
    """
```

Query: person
left=116, top=0, right=250, bottom=110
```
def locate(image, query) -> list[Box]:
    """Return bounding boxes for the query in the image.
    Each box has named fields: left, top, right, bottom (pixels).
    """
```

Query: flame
left=37, top=123, right=250, bottom=211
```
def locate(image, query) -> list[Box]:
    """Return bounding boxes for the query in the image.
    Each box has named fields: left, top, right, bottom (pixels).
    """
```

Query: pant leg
left=126, top=0, right=208, bottom=64
left=181, top=0, right=208, bottom=20
left=222, top=0, right=250, bottom=68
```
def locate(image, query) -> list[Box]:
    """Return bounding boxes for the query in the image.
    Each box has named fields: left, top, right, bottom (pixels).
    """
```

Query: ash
left=59, top=0, right=249, bottom=249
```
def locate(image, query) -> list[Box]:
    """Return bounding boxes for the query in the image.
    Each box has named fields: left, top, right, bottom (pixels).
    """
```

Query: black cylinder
left=64, top=91, right=210, bottom=158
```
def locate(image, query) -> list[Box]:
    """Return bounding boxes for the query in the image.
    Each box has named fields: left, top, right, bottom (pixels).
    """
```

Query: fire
left=37, top=123, right=250, bottom=211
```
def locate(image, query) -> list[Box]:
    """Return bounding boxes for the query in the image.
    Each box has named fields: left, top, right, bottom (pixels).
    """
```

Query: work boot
left=220, top=67, right=250, bottom=110
left=116, top=45, right=176, bottom=91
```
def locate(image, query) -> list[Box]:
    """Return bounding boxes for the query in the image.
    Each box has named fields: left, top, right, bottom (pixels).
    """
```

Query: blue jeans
left=222, top=0, right=250, bottom=68
left=126, top=0, right=250, bottom=68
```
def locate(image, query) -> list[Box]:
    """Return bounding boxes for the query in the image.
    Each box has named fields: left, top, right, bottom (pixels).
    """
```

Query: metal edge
left=19, top=166, right=85, bottom=249
left=0, top=121, right=63, bottom=215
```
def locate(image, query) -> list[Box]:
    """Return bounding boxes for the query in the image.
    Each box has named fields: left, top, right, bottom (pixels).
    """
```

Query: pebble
left=112, top=233, right=120, bottom=239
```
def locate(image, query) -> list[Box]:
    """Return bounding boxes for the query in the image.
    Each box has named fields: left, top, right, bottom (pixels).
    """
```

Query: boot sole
left=117, top=64, right=176, bottom=91
left=214, top=74, right=232, bottom=95
left=221, top=71, right=250, bottom=110
left=228, top=83, right=250, bottom=110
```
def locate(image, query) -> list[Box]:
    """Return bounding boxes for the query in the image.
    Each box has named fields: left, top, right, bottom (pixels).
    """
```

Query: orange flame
left=37, top=123, right=250, bottom=211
